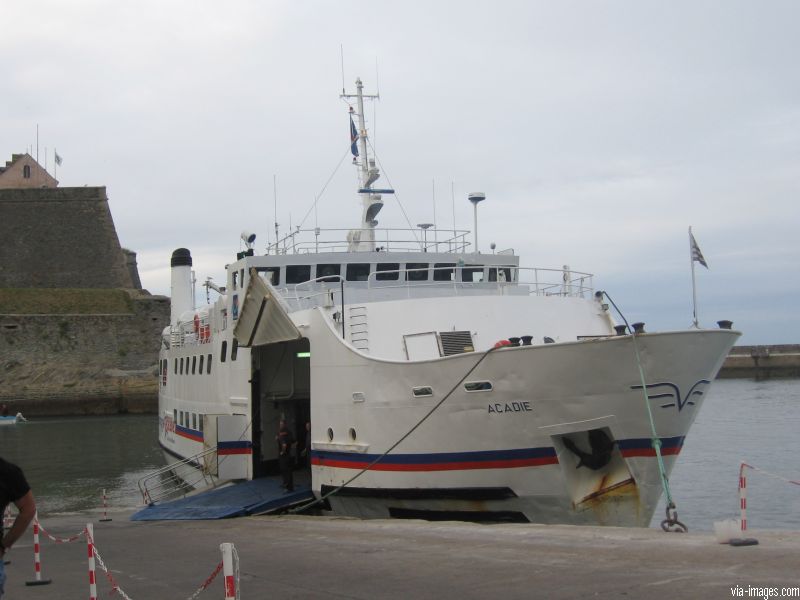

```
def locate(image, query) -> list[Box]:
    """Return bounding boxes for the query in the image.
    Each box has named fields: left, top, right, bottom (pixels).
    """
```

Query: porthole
left=412, top=386, right=433, bottom=398
left=349, top=428, right=357, bottom=441
left=327, top=427, right=334, bottom=442
left=464, top=381, right=493, bottom=392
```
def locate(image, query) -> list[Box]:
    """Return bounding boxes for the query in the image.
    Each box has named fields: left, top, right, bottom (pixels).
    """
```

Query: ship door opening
left=251, top=338, right=311, bottom=478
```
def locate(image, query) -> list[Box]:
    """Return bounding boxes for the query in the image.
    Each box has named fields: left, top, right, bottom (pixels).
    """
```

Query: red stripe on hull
left=620, top=447, right=681, bottom=458
left=312, top=457, right=559, bottom=471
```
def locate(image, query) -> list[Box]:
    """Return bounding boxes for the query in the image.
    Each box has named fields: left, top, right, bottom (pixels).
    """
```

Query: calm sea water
left=1, top=379, right=798, bottom=530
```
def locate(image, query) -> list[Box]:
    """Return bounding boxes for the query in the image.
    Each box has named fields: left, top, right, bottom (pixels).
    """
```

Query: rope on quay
left=599, top=290, right=687, bottom=533
left=21, top=514, right=238, bottom=598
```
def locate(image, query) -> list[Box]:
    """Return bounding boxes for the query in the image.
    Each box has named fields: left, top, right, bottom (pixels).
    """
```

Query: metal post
left=220, top=542, right=237, bottom=600
left=87, top=523, right=97, bottom=599
left=25, top=514, right=51, bottom=586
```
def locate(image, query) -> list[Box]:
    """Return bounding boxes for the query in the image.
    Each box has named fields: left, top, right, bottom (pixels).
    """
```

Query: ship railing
left=137, top=446, right=222, bottom=505
left=280, top=266, right=593, bottom=310
left=266, top=226, right=471, bottom=255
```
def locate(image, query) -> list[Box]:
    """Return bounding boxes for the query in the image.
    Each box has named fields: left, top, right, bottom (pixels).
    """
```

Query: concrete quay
left=4, top=512, right=799, bottom=599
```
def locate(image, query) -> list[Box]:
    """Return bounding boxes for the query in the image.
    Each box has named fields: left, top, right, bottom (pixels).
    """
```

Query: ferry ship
left=155, top=78, right=739, bottom=526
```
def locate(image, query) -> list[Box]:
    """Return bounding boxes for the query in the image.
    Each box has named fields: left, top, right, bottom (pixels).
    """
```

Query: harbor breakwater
left=718, top=344, right=800, bottom=380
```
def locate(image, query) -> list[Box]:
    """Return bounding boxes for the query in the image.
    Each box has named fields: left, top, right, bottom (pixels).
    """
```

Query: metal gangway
left=138, top=446, right=228, bottom=505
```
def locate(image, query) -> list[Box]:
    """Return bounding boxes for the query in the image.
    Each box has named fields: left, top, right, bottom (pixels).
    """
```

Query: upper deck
left=223, top=226, right=594, bottom=312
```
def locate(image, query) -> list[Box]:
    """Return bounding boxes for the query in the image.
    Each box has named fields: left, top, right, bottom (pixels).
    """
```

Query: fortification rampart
left=0, top=292, right=169, bottom=415
left=0, top=187, right=134, bottom=289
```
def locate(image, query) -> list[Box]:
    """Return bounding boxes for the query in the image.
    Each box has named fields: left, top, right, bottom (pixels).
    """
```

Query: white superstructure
left=156, top=79, right=739, bottom=526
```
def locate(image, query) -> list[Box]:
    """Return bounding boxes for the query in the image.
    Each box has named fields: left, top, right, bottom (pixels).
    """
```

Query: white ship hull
left=306, top=309, right=736, bottom=526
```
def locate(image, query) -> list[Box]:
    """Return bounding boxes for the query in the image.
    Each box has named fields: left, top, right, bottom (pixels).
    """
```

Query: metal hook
left=660, top=502, right=688, bottom=533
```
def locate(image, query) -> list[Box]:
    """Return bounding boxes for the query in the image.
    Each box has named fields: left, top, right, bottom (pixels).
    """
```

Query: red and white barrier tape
left=739, top=462, right=800, bottom=532
left=86, top=523, right=235, bottom=599
left=186, top=561, right=224, bottom=600
left=34, top=518, right=86, bottom=544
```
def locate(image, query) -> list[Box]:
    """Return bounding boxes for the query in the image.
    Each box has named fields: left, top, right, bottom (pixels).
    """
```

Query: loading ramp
left=131, top=474, right=314, bottom=521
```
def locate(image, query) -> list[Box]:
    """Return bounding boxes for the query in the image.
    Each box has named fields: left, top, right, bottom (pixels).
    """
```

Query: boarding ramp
left=131, top=473, right=313, bottom=521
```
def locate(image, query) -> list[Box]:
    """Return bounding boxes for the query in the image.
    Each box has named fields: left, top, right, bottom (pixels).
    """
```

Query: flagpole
left=690, top=226, right=698, bottom=328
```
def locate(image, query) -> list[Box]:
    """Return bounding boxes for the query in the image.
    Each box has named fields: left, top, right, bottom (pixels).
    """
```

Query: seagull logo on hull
left=630, top=380, right=711, bottom=412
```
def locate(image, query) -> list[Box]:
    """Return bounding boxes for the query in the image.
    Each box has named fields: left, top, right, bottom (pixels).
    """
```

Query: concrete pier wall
left=718, top=344, right=800, bottom=380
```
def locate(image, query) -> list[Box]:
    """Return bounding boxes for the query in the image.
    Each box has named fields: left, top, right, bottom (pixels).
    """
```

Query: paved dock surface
left=3, top=512, right=799, bottom=599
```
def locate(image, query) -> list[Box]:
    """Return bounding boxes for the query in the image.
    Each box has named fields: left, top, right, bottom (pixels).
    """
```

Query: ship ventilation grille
left=438, top=331, right=474, bottom=356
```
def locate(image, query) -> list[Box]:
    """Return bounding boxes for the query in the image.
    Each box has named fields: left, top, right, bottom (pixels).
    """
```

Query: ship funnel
left=170, top=248, right=193, bottom=326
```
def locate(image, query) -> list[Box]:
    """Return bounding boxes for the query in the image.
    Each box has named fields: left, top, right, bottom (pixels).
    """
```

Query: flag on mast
left=349, top=115, right=359, bottom=157
left=690, top=230, right=708, bottom=268
left=54, top=151, right=63, bottom=166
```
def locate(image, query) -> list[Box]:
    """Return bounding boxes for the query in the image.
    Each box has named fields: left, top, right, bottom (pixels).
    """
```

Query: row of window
left=251, top=263, right=515, bottom=286
left=175, top=409, right=204, bottom=433
left=167, top=339, right=240, bottom=378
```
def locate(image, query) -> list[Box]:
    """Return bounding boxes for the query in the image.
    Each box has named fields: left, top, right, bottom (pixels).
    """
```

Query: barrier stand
left=25, top=514, right=52, bottom=586
left=99, top=489, right=112, bottom=522
left=86, top=523, right=98, bottom=600
left=220, top=543, right=238, bottom=600
left=734, top=461, right=800, bottom=546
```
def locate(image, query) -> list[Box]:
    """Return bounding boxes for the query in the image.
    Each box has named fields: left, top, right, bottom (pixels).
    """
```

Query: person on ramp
left=276, top=420, right=295, bottom=492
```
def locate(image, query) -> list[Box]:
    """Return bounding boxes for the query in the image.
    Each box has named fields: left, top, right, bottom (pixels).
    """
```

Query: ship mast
left=341, top=78, right=384, bottom=251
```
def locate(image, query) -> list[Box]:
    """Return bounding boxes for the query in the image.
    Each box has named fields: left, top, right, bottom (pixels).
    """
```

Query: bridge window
left=192, top=413, right=197, bottom=430
left=375, top=263, right=399, bottom=281
left=174, top=358, right=178, bottom=375
left=286, top=265, right=311, bottom=284
left=180, top=357, right=184, bottom=374
left=346, top=263, right=371, bottom=281
left=199, top=415, right=204, bottom=432
left=191, top=356, right=197, bottom=375
left=461, top=265, right=485, bottom=283
left=316, top=264, right=341, bottom=282
left=231, top=271, right=237, bottom=290
left=199, top=355, right=204, bottom=374
left=433, top=263, right=456, bottom=281
left=488, top=267, right=513, bottom=282
left=256, top=267, right=280, bottom=286
left=231, top=339, right=239, bottom=361
left=207, top=354, right=212, bottom=374
left=220, top=341, right=228, bottom=363
left=406, top=263, right=429, bottom=281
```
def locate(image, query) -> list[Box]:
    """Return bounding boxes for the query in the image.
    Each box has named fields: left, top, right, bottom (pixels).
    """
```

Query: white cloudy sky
left=3, top=1, right=798, bottom=344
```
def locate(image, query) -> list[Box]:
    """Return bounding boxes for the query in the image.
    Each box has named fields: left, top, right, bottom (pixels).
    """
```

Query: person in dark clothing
left=276, top=420, right=295, bottom=492
left=299, top=421, right=311, bottom=468
left=0, top=457, right=37, bottom=598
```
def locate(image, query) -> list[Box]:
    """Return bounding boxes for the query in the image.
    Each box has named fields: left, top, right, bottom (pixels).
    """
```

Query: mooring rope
left=600, top=291, right=687, bottom=533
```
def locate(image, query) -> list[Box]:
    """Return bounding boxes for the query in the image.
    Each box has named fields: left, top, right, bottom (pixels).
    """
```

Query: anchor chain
left=661, top=502, right=688, bottom=533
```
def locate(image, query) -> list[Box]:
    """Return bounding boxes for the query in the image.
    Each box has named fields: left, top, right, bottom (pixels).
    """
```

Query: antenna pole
left=273, top=174, right=279, bottom=254
left=340, top=45, right=346, bottom=94
left=432, top=178, right=438, bottom=251
left=451, top=181, right=456, bottom=251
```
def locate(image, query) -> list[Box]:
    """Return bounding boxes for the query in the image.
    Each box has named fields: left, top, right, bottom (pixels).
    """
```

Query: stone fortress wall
left=0, top=183, right=169, bottom=415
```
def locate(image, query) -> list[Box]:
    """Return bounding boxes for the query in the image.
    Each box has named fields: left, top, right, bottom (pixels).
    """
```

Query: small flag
left=349, top=115, right=359, bottom=157
left=690, top=230, right=708, bottom=268
left=54, top=151, right=63, bottom=166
